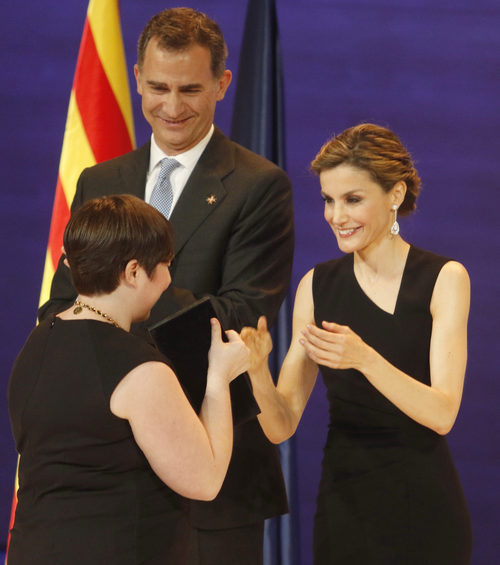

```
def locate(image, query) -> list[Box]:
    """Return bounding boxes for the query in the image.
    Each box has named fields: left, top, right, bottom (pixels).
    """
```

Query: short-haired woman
left=8, top=194, right=249, bottom=565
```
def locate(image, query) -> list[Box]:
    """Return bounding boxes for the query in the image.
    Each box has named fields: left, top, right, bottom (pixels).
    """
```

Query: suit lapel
left=169, top=129, right=235, bottom=254
left=117, top=142, right=150, bottom=198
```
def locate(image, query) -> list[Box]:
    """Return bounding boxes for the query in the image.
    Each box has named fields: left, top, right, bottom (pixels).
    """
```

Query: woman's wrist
left=205, top=370, right=231, bottom=395
left=249, top=362, right=273, bottom=391
left=358, top=343, right=381, bottom=377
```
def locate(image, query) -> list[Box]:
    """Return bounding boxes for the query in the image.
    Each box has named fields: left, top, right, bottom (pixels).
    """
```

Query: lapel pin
left=206, top=194, right=217, bottom=205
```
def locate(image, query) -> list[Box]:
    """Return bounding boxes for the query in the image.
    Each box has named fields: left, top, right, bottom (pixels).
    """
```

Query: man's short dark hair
left=137, top=7, right=228, bottom=77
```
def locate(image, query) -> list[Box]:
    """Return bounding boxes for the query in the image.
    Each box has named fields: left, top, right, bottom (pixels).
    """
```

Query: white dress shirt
left=144, top=125, right=214, bottom=214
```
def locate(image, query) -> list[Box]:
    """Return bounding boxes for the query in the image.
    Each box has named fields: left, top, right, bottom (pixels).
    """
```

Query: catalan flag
left=6, top=1, right=135, bottom=560
left=39, top=0, right=135, bottom=305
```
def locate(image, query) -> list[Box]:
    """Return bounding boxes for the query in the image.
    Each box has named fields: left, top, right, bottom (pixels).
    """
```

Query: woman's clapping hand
left=300, top=321, right=371, bottom=371
left=240, top=316, right=273, bottom=373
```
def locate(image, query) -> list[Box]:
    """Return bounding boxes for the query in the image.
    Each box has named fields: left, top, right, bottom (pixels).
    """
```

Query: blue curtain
left=230, top=1, right=299, bottom=563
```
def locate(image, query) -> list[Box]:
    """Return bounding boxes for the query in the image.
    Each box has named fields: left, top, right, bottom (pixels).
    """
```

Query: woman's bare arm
left=241, top=270, right=319, bottom=443
left=110, top=319, right=248, bottom=500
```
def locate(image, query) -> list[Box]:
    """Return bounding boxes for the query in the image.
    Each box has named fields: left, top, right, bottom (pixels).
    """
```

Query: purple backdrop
left=1, top=1, right=498, bottom=563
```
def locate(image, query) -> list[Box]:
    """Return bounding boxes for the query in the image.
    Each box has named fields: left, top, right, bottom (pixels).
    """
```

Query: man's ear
left=215, top=69, right=232, bottom=101
left=134, top=64, right=143, bottom=95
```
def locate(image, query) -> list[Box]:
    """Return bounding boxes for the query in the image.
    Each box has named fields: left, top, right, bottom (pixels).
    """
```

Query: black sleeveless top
left=311, top=246, right=472, bottom=565
left=8, top=316, right=189, bottom=565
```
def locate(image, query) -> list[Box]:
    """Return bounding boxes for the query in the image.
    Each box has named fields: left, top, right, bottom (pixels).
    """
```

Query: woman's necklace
left=73, top=299, right=121, bottom=329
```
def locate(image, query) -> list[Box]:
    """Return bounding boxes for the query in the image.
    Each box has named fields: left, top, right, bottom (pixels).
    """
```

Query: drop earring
left=390, top=204, right=400, bottom=236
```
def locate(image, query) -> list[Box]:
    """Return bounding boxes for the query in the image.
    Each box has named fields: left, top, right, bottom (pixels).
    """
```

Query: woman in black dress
left=241, top=123, right=472, bottom=564
left=8, top=194, right=249, bottom=565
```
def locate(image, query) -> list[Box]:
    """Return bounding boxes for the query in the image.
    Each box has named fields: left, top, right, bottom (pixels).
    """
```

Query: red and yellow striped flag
left=6, top=1, right=135, bottom=560
left=40, top=0, right=136, bottom=305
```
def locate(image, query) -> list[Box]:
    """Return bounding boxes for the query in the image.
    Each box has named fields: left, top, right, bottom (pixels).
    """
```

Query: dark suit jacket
left=39, top=127, right=294, bottom=529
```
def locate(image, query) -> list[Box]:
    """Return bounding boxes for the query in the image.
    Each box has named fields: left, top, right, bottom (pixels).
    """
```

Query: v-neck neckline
left=350, top=245, right=413, bottom=317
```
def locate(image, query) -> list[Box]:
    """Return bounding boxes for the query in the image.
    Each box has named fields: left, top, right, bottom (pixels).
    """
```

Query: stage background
left=1, top=1, right=498, bottom=563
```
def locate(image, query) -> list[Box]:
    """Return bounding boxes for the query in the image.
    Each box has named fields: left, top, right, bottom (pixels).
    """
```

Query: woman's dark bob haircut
left=63, top=194, right=174, bottom=295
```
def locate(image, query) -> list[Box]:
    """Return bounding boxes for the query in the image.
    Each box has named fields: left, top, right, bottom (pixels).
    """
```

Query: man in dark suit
left=39, top=7, right=293, bottom=565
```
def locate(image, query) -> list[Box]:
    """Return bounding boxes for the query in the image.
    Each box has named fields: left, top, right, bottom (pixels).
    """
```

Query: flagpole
left=230, top=2, right=299, bottom=564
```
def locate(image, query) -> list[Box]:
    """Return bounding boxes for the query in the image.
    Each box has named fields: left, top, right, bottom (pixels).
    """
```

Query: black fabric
left=188, top=521, right=264, bottom=565
left=150, top=296, right=259, bottom=425
left=312, top=246, right=472, bottom=564
left=38, top=127, right=292, bottom=529
left=8, top=316, right=189, bottom=565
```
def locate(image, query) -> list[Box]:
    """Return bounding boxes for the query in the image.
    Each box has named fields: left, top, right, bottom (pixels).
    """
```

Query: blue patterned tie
left=150, top=157, right=180, bottom=219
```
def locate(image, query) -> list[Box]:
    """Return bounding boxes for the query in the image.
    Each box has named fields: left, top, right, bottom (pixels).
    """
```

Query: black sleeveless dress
left=8, top=317, right=189, bottom=565
left=312, top=246, right=472, bottom=565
